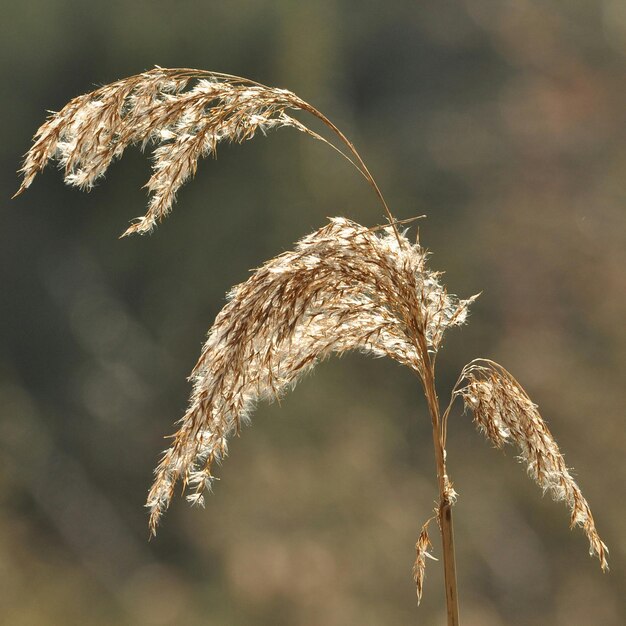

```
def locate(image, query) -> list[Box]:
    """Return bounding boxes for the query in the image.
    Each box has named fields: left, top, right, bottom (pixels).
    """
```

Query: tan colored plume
left=15, top=67, right=393, bottom=237
left=453, top=359, right=608, bottom=570
left=146, top=217, right=474, bottom=533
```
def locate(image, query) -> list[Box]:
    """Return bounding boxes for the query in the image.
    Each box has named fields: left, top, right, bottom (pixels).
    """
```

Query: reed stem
left=439, top=502, right=460, bottom=626
left=418, top=334, right=460, bottom=625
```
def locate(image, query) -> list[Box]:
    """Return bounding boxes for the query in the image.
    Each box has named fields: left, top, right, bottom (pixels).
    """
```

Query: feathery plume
left=146, top=218, right=475, bottom=533
left=15, top=67, right=369, bottom=236
left=455, top=359, right=608, bottom=570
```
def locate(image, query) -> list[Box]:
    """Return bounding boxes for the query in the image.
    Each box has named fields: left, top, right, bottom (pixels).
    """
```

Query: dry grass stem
left=146, top=218, right=474, bottom=533
left=15, top=67, right=394, bottom=236
left=454, top=359, right=608, bottom=570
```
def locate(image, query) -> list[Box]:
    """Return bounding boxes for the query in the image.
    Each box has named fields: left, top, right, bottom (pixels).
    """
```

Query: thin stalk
left=417, top=334, right=460, bottom=626
left=296, top=102, right=402, bottom=244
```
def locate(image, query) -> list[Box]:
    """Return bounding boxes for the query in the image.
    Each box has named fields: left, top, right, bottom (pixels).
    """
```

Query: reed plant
left=16, top=67, right=608, bottom=625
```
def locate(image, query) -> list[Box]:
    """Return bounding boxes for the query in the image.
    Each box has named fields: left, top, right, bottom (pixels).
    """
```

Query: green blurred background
left=2, top=1, right=625, bottom=624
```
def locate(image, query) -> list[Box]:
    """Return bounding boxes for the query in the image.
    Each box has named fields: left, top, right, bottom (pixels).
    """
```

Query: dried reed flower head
left=413, top=518, right=437, bottom=605
left=146, top=218, right=475, bottom=533
left=455, top=359, right=608, bottom=570
left=15, top=67, right=346, bottom=236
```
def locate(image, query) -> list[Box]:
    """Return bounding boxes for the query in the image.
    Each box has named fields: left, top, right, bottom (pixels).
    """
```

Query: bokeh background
left=1, top=1, right=625, bottom=624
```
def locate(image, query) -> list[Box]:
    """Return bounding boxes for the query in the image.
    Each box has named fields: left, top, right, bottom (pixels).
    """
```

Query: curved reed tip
left=145, top=218, right=475, bottom=532
left=456, top=359, right=609, bottom=571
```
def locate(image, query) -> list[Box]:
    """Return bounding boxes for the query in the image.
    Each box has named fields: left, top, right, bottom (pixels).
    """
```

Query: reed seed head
left=456, top=359, right=608, bottom=570
left=15, top=67, right=327, bottom=236
left=146, top=218, right=475, bottom=533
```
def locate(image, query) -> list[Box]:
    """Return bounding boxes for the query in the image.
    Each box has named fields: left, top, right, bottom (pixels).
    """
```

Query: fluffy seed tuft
left=146, top=218, right=475, bottom=533
left=16, top=67, right=331, bottom=236
left=455, top=359, right=608, bottom=570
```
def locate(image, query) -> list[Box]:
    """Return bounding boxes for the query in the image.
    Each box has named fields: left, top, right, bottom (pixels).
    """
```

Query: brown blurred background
left=1, top=1, right=625, bottom=624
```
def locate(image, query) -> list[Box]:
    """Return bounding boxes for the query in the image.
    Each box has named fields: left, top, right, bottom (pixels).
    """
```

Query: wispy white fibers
left=146, top=218, right=475, bottom=533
